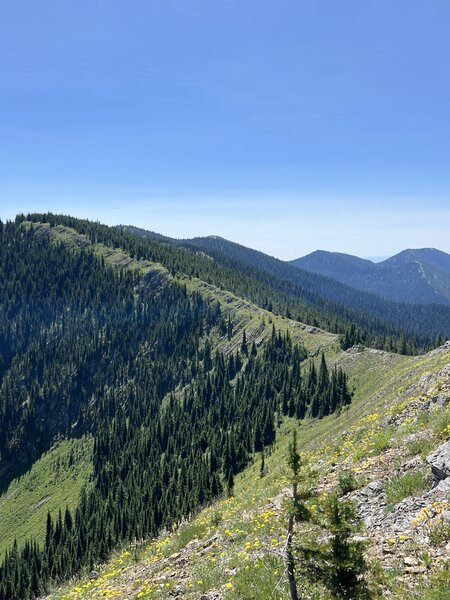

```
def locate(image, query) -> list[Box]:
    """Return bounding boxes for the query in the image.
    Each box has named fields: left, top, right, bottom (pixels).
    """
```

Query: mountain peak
left=383, top=248, right=450, bottom=274
left=291, top=247, right=450, bottom=305
left=291, top=250, right=375, bottom=275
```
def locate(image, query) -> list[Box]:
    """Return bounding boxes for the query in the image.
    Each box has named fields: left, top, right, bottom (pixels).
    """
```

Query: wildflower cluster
left=411, top=500, right=450, bottom=527
left=329, top=412, right=387, bottom=463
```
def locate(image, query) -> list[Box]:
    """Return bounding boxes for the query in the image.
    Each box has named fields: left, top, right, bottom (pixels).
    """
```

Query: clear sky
left=1, top=1, right=449, bottom=259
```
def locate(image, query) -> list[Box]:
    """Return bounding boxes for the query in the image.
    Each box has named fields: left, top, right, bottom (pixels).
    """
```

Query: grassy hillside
left=44, top=342, right=450, bottom=599
left=0, top=436, right=93, bottom=556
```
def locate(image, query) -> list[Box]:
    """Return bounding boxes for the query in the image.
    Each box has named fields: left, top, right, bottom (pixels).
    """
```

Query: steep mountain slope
left=0, top=437, right=93, bottom=556
left=0, top=217, right=350, bottom=599
left=2, top=215, right=450, bottom=600
left=121, top=225, right=450, bottom=352
left=0, top=218, right=339, bottom=558
left=291, top=248, right=450, bottom=305
left=45, top=343, right=450, bottom=600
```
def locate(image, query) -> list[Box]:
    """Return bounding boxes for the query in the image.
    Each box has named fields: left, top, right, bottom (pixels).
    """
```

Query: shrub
left=337, top=470, right=360, bottom=495
left=319, top=494, right=370, bottom=599
left=225, top=555, right=288, bottom=600
left=370, top=430, right=392, bottom=456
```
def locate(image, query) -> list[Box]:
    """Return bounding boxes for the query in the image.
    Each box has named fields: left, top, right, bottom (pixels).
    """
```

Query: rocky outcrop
left=427, top=440, right=450, bottom=481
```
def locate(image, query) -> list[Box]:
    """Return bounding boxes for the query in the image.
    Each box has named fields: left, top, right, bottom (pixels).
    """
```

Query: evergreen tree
left=241, top=330, right=248, bottom=355
left=320, top=494, right=369, bottom=599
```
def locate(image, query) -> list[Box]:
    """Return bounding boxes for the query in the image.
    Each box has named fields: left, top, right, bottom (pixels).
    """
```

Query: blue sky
left=1, top=0, right=449, bottom=259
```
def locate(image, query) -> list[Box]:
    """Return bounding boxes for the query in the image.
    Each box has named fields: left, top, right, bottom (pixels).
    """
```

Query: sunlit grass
left=0, top=436, right=93, bottom=555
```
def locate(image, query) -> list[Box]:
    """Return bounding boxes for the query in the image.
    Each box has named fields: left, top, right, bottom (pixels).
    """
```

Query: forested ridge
left=122, top=224, right=450, bottom=354
left=21, top=214, right=450, bottom=354
left=0, top=220, right=218, bottom=486
left=0, top=217, right=350, bottom=599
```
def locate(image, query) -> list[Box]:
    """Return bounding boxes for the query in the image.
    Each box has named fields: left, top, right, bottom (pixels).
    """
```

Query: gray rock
left=351, top=535, right=369, bottom=543
left=435, top=393, right=448, bottom=407
left=402, top=456, right=423, bottom=471
left=435, top=478, right=450, bottom=492
left=367, top=480, right=383, bottom=494
left=381, top=416, right=394, bottom=428
left=427, top=441, right=450, bottom=480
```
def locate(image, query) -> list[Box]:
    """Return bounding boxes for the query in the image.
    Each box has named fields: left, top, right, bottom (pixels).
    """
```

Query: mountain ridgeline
left=0, top=217, right=351, bottom=599
left=122, top=225, right=450, bottom=354
left=291, top=248, right=450, bottom=305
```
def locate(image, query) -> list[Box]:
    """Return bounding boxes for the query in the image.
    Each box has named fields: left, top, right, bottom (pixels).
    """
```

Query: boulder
left=427, top=441, right=450, bottom=480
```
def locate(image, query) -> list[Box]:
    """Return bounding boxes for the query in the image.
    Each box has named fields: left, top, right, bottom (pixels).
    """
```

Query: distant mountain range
left=290, top=248, right=450, bottom=305
left=121, top=226, right=450, bottom=348
left=123, top=226, right=450, bottom=308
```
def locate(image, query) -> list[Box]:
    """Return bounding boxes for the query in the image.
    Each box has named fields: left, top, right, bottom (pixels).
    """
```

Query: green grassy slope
left=0, top=436, right=93, bottom=556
